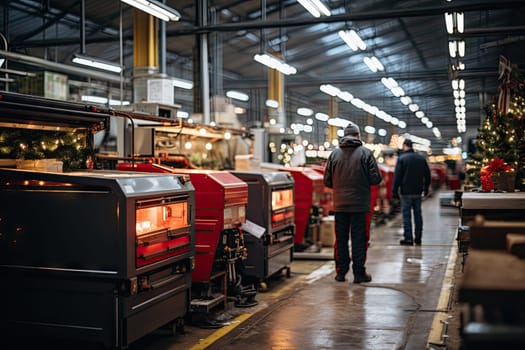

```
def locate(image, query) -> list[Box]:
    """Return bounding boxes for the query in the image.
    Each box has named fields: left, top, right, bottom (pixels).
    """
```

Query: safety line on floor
left=427, top=242, right=458, bottom=346
left=188, top=313, right=252, bottom=350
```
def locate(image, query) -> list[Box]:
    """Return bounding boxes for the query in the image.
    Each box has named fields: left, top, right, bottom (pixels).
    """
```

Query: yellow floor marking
left=188, top=313, right=252, bottom=350
left=188, top=262, right=333, bottom=349
left=427, top=243, right=458, bottom=346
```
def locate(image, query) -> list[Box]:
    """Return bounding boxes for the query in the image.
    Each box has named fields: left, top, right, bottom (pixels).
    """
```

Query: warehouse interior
left=1, top=0, right=524, bottom=151
left=0, top=1, right=525, bottom=350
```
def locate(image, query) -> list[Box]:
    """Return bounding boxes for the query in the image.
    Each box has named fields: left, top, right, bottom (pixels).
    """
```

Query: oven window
left=271, top=189, right=294, bottom=211
left=136, top=201, right=188, bottom=237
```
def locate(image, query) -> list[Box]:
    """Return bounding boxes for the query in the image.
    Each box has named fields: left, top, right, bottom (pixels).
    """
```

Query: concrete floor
left=132, top=192, right=461, bottom=350
left=7, top=192, right=462, bottom=350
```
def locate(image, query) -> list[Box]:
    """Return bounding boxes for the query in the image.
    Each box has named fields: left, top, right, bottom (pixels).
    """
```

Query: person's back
left=394, top=150, right=430, bottom=196
left=392, top=139, right=431, bottom=246
left=324, top=121, right=382, bottom=283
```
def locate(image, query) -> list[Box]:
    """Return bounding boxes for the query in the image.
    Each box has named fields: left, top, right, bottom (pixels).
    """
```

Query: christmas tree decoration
left=465, top=56, right=524, bottom=191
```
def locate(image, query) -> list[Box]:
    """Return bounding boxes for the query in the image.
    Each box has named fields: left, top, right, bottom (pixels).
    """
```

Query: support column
left=132, top=10, right=159, bottom=103
left=328, top=96, right=338, bottom=145
left=194, top=0, right=211, bottom=125
left=268, top=67, right=285, bottom=126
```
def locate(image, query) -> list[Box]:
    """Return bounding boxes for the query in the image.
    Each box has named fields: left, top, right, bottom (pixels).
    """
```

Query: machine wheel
left=258, top=281, right=268, bottom=292
left=172, top=318, right=185, bottom=335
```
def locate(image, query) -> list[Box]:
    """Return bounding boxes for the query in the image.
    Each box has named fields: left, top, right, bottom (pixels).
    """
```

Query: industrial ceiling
left=1, top=0, right=525, bottom=152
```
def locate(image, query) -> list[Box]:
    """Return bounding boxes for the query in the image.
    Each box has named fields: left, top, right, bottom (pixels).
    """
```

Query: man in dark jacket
left=392, top=139, right=431, bottom=245
left=324, top=122, right=382, bottom=283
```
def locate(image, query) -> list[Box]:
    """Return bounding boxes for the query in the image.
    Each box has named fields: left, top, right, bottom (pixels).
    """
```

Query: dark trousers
left=401, top=194, right=423, bottom=242
left=334, top=212, right=368, bottom=278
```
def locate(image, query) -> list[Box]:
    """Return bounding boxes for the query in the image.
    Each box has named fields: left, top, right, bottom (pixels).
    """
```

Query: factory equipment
left=117, top=163, right=257, bottom=313
left=232, top=171, right=295, bottom=288
left=0, top=92, right=195, bottom=348
left=278, top=167, right=324, bottom=257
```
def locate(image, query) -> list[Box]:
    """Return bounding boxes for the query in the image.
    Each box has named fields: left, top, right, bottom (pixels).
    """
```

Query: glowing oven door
left=135, top=196, right=192, bottom=268
left=271, top=188, right=294, bottom=228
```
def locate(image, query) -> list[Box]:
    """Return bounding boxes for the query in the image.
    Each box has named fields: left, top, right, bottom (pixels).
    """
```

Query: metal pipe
left=0, top=49, right=127, bottom=84
left=80, top=0, right=86, bottom=54
left=159, top=0, right=167, bottom=74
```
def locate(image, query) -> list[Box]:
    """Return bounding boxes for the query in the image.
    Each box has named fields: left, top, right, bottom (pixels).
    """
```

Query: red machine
left=308, top=164, right=334, bottom=216
left=278, top=167, right=324, bottom=254
left=117, top=164, right=256, bottom=312
left=169, top=168, right=257, bottom=309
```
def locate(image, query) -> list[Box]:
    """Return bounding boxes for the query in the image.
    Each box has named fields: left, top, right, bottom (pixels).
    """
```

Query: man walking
left=392, top=139, right=431, bottom=245
left=324, top=122, right=382, bottom=283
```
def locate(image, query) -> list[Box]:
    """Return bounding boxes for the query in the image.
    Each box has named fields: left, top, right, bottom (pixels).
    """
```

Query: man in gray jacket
left=324, top=122, right=382, bottom=283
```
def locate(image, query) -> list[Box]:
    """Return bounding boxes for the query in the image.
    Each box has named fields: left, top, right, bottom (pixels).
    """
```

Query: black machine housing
left=233, top=171, right=295, bottom=283
left=0, top=169, right=195, bottom=348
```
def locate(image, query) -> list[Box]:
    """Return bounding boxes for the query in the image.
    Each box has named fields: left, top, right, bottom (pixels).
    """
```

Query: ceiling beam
left=168, top=1, right=525, bottom=35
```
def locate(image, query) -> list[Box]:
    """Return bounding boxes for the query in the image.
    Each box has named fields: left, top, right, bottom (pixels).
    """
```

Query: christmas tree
left=465, top=56, right=524, bottom=190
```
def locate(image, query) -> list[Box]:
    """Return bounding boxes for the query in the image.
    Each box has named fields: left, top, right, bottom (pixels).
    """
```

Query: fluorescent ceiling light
left=121, top=0, right=181, bottom=22
left=177, top=110, right=189, bottom=118
left=363, top=56, right=385, bottom=73
left=364, top=125, right=376, bottom=134
left=381, top=77, right=398, bottom=90
left=172, top=77, right=193, bottom=89
left=363, top=57, right=378, bottom=72
left=408, top=103, right=419, bottom=112
left=337, top=91, right=353, bottom=102
left=391, top=86, right=405, bottom=97
left=444, top=12, right=454, bottom=34
left=338, top=30, right=366, bottom=51
left=457, top=40, right=465, bottom=57
left=350, top=98, right=365, bottom=109
left=449, top=41, right=457, bottom=58
left=456, top=12, right=464, bottom=33
left=265, top=99, right=279, bottom=108
left=81, top=95, right=130, bottom=106
left=72, top=54, right=122, bottom=73
left=415, top=111, right=425, bottom=118
left=297, top=107, right=314, bottom=116
left=449, top=40, right=465, bottom=58
left=370, top=56, right=384, bottom=71
left=400, top=96, right=412, bottom=105
left=320, top=84, right=340, bottom=96
left=226, top=90, right=249, bottom=101
left=253, top=53, right=297, bottom=75
left=297, top=0, right=331, bottom=18
left=315, top=112, right=329, bottom=121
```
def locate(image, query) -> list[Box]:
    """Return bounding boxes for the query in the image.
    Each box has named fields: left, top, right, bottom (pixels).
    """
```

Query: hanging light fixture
left=338, top=30, right=366, bottom=51
left=172, top=77, right=193, bottom=89
left=72, top=53, right=123, bottom=73
left=297, top=0, right=331, bottom=18
left=121, top=0, right=181, bottom=22
left=226, top=90, right=249, bottom=101
left=253, top=53, right=297, bottom=75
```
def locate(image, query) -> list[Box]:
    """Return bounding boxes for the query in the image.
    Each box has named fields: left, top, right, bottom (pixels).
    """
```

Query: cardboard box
left=320, top=216, right=335, bottom=247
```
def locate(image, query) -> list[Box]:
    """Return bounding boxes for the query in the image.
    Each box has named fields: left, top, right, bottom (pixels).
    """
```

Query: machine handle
left=138, top=243, right=191, bottom=260
left=150, top=274, right=184, bottom=289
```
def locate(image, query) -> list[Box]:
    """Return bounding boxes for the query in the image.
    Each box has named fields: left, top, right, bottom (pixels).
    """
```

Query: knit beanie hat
left=344, top=122, right=360, bottom=136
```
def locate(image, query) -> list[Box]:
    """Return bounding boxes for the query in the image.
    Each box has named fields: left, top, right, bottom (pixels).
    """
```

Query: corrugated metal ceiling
left=1, top=0, right=525, bottom=150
